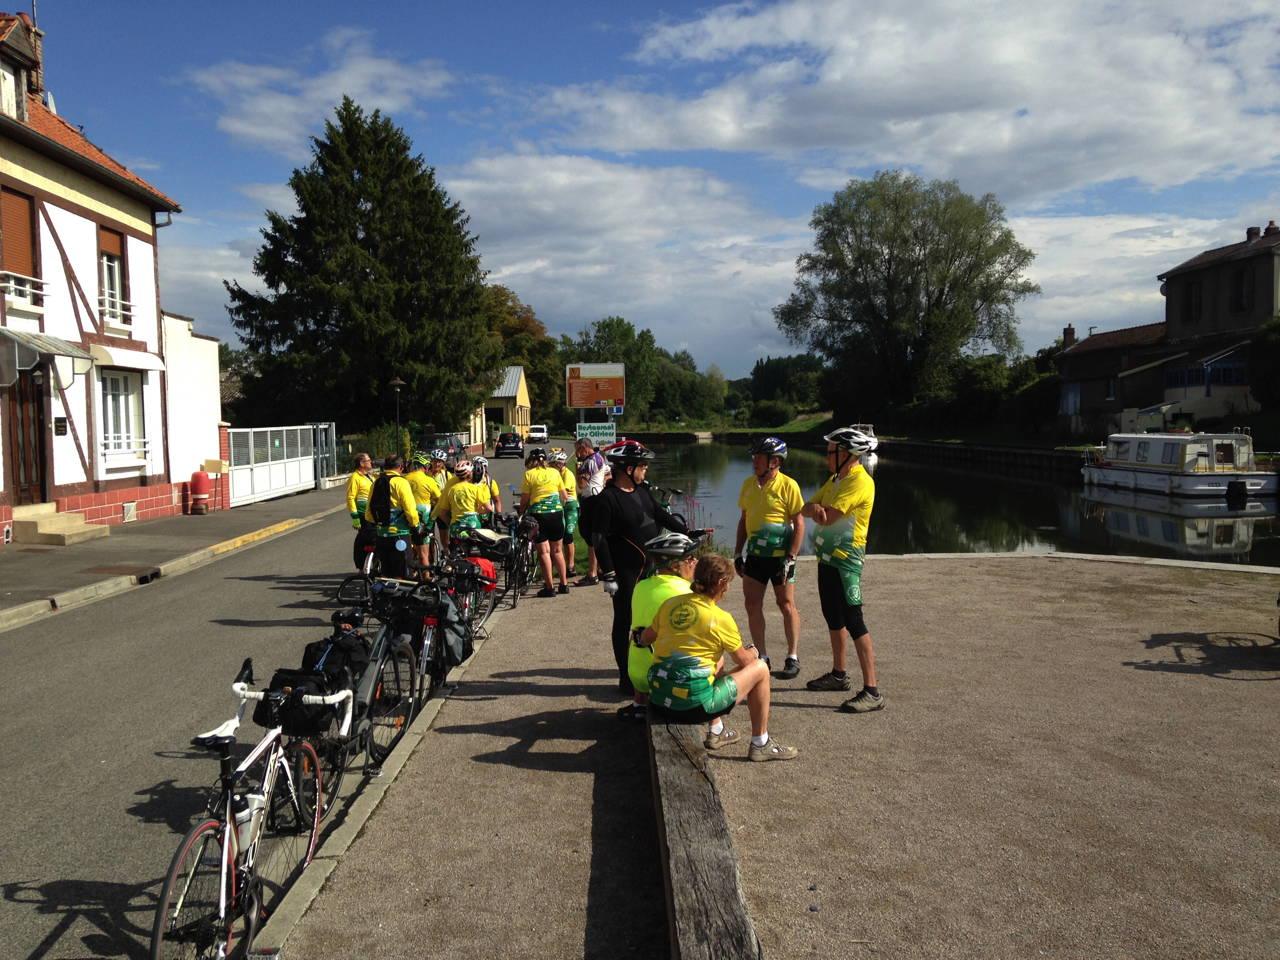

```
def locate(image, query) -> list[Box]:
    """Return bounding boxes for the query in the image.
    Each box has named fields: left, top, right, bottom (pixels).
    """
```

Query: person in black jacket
left=591, top=441, right=688, bottom=695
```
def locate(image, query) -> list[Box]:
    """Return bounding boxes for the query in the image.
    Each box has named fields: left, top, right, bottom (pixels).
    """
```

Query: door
left=5, top=366, right=48, bottom=505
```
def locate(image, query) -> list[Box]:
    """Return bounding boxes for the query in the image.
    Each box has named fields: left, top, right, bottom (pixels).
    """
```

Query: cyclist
left=734, top=437, right=805, bottom=678
left=518, top=446, right=570, bottom=597
left=801, top=426, right=883, bottom=713
left=639, top=555, right=797, bottom=761
left=434, top=459, right=492, bottom=541
left=472, top=456, right=503, bottom=524
left=428, top=448, right=453, bottom=551
left=406, top=451, right=441, bottom=567
left=364, top=454, right=424, bottom=579
left=573, top=436, right=610, bottom=586
left=550, top=448, right=579, bottom=576
left=591, top=440, right=688, bottom=696
left=618, top=531, right=699, bottom=721
left=346, top=451, right=375, bottom=570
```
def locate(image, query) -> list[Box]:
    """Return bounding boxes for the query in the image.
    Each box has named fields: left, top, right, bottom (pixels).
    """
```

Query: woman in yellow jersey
left=406, top=451, right=441, bottom=567
left=346, top=452, right=375, bottom=570
left=519, top=447, right=569, bottom=597
left=801, top=426, right=883, bottom=714
left=434, top=459, right=492, bottom=541
left=641, top=556, right=797, bottom=761
left=472, top=456, right=503, bottom=525
left=550, top=449, right=579, bottom=575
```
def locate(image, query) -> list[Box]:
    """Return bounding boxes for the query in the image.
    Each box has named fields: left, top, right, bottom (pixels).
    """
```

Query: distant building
left=1057, top=221, right=1279, bottom=436
left=0, top=12, right=219, bottom=544
left=484, top=365, right=531, bottom=438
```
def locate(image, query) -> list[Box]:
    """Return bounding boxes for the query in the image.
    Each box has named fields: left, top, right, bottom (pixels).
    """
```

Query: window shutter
left=1, top=188, right=35, bottom=276
left=99, top=226, right=123, bottom=257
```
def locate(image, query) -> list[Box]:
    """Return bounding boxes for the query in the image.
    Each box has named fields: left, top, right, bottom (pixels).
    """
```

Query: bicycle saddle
left=468, top=528, right=503, bottom=544
left=192, top=717, right=239, bottom=750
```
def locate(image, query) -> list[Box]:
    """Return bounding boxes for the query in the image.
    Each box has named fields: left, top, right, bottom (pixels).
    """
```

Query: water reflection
left=641, top=443, right=1280, bottom=566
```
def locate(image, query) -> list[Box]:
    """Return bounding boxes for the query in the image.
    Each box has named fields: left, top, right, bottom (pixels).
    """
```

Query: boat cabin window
left=1136, top=441, right=1149, bottom=463
left=1109, top=440, right=1131, bottom=460
left=1161, top=442, right=1178, bottom=465
left=1215, top=443, right=1235, bottom=466
left=1214, top=523, right=1236, bottom=546
left=1160, top=519, right=1178, bottom=542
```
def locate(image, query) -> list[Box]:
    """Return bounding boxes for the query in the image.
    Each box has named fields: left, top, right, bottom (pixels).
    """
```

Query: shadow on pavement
left=209, top=616, right=330, bottom=629
left=488, top=667, right=617, bottom=681
left=449, top=678, right=621, bottom=705
left=3, top=878, right=158, bottom=960
left=434, top=707, right=666, bottom=958
left=1126, top=632, right=1280, bottom=680
left=126, top=779, right=215, bottom=836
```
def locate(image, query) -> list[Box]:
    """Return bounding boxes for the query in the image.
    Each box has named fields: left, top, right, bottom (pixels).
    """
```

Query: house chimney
left=1246, top=225, right=1261, bottom=241
left=17, top=13, right=44, bottom=95
left=1062, top=324, right=1076, bottom=348
left=1265, top=220, right=1280, bottom=237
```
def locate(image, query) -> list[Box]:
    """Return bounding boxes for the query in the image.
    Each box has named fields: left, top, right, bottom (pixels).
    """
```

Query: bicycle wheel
left=367, top=643, right=416, bottom=765
left=254, top=740, right=322, bottom=921
left=151, top=818, right=231, bottom=960
left=415, top=624, right=443, bottom=706
left=472, top=580, right=496, bottom=629
left=361, top=548, right=381, bottom=578
left=312, top=719, right=348, bottom=821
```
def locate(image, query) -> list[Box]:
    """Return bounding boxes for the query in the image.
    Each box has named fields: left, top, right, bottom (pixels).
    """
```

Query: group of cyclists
left=343, top=423, right=883, bottom=764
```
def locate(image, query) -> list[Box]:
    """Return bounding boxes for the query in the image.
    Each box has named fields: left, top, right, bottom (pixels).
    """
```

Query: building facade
left=484, top=365, right=531, bottom=438
left=1, top=13, right=217, bottom=543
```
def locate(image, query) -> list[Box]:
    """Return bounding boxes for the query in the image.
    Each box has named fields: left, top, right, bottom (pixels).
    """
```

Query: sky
left=28, top=0, right=1280, bottom=377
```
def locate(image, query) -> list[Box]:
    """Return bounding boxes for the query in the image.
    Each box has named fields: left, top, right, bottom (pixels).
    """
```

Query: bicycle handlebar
left=232, top=681, right=354, bottom=738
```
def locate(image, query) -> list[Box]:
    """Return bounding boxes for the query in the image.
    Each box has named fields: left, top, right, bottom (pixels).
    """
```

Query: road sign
left=566, top=363, right=625, bottom=409
left=575, top=422, right=617, bottom=446
left=609, top=406, right=624, bottom=416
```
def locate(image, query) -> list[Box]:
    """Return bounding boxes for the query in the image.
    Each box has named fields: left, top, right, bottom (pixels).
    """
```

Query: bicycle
left=150, top=658, right=350, bottom=959
left=647, top=483, right=688, bottom=530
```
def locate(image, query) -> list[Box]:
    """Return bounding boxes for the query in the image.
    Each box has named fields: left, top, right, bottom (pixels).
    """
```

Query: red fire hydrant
left=190, top=470, right=212, bottom=515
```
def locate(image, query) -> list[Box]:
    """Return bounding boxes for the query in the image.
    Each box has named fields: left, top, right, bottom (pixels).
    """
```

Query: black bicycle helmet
left=605, top=440, right=655, bottom=466
left=751, top=436, right=788, bottom=460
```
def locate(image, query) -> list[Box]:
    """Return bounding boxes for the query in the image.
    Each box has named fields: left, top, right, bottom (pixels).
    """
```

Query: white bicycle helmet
left=644, top=531, right=699, bottom=560
left=550, top=448, right=569, bottom=465
left=823, top=426, right=878, bottom=455
left=453, top=459, right=473, bottom=479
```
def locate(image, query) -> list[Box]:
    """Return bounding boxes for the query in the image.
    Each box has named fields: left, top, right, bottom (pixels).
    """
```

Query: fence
left=227, top=424, right=330, bottom=507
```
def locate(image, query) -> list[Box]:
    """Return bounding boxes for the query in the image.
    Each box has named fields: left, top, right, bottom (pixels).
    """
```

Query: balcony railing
left=1, top=271, right=45, bottom=310
left=102, top=435, right=149, bottom=456
left=99, top=293, right=134, bottom=327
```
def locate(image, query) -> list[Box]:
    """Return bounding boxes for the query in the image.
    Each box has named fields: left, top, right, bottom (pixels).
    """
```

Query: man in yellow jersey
left=405, top=451, right=441, bottom=568
left=618, top=531, right=699, bottom=721
left=801, top=426, right=882, bottom=713
left=433, top=459, right=492, bottom=541
left=519, top=447, right=569, bottom=597
left=364, top=454, right=423, bottom=580
left=550, top=449, right=579, bottom=575
left=346, top=452, right=375, bottom=570
left=427, top=448, right=452, bottom=550
left=734, top=437, right=806, bottom=679
left=472, top=456, right=503, bottom=526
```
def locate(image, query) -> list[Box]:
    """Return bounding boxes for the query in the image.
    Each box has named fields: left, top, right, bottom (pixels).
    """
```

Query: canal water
left=641, top=442, right=1280, bottom=568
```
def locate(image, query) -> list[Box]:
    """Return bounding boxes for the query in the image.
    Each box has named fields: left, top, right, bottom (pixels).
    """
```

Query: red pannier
left=466, top=557, right=498, bottom=592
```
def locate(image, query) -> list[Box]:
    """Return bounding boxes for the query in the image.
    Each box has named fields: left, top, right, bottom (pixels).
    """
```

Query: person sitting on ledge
left=641, top=554, right=798, bottom=762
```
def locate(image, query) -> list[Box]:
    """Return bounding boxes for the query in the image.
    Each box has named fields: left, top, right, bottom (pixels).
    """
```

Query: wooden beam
left=648, top=716, right=763, bottom=960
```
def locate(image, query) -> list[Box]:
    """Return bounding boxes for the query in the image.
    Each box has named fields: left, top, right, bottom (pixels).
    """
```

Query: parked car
left=494, top=432, right=524, bottom=459
left=527, top=424, right=549, bottom=443
left=422, top=432, right=465, bottom=459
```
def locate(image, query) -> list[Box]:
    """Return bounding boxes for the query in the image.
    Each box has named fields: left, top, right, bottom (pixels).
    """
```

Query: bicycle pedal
left=367, top=765, right=384, bottom=778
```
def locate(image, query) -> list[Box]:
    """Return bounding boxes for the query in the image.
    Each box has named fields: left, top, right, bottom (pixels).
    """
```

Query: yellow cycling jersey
left=557, top=466, right=576, bottom=500
left=811, top=464, right=875, bottom=551
left=345, top=470, right=373, bottom=518
left=363, top=470, right=422, bottom=535
left=649, top=592, right=743, bottom=674
left=521, top=466, right=566, bottom=513
left=738, top=472, right=803, bottom=533
left=405, top=470, right=439, bottom=512
left=437, top=480, right=491, bottom=521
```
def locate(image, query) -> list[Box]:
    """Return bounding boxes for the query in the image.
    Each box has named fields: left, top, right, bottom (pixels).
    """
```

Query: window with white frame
left=98, top=227, right=131, bottom=326
left=101, top=370, right=146, bottom=455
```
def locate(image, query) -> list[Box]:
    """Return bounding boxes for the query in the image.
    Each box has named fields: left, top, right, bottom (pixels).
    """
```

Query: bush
left=749, top=399, right=796, bottom=427
left=347, top=423, right=411, bottom=464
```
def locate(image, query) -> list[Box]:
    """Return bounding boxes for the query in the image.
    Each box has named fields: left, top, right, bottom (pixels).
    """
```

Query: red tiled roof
left=19, top=93, right=180, bottom=210
left=0, top=15, right=19, bottom=43
left=1061, top=322, right=1166, bottom=355
left=1158, top=230, right=1280, bottom=280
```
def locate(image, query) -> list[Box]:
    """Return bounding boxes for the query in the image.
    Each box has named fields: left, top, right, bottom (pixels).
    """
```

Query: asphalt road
left=0, top=510, right=368, bottom=960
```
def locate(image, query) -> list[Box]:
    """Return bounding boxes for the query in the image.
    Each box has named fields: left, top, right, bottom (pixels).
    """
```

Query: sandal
left=616, top=703, right=647, bottom=722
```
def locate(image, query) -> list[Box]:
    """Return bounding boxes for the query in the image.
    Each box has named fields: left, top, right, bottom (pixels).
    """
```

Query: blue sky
left=31, top=0, right=1280, bottom=377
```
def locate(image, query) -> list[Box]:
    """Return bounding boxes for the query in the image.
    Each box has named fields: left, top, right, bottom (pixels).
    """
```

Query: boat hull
left=1082, top=465, right=1278, bottom=497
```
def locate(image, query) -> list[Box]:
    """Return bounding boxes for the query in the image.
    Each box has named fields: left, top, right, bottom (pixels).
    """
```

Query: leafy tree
left=481, top=285, right=562, bottom=418
left=225, top=98, right=501, bottom=430
left=750, top=354, right=824, bottom=408
left=776, top=170, right=1038, bottom=418
left=1247, top=318, right=1280, bottom=409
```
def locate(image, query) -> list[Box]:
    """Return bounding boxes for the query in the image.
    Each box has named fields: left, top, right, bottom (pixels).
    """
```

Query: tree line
left=221, top=100, right=1053, bottom=438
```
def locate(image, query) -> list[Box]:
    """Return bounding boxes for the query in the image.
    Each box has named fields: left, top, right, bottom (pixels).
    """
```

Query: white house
left=0, top=12, right=219, bottom=544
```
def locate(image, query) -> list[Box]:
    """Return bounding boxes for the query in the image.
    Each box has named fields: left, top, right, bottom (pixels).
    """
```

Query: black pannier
left=252, top=628, right=370, bottom=736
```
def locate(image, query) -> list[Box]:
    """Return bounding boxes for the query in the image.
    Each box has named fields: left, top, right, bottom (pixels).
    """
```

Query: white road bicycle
left=149, top=659, right=352, bottom=959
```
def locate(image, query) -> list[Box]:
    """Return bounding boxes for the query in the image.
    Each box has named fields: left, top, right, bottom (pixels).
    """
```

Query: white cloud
left=552, top=0, right=1280, bottom=202
left=189, top=28, right=451, bottom=159
left=445, top=152, right=810, bottom=375
left=158, top=236, right=260, bottom=344
left=237, top=182, right=298, bottom=216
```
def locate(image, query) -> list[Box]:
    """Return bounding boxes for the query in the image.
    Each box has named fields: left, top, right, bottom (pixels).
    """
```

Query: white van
left=527, top=424, right=549, bottom=443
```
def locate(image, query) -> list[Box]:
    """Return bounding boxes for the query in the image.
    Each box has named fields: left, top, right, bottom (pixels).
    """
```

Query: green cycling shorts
left=563, top=499, right=580, bottom=537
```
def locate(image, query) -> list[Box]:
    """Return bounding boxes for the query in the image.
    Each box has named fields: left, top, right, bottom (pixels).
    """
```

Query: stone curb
left=0, top=503, right=347, bottom=637
left=862, top=550, right=1280, bottom=575
left=251, top=599, right=507, bottom=957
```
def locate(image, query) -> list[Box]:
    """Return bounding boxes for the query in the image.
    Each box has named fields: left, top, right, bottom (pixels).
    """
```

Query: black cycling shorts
left=648, top=700, right=735, bottom=725
left=531, top=510, right=565, bottom=543
left=817, top=562, right=867, bottom=636
left=743, top=554, right=794, bottom=587
left=577, top=495, right=595, bottom=542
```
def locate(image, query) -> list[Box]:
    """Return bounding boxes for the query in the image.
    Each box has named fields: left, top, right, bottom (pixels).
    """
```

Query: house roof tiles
left=1158, top=230, right=1280, bottom=280
left=1061, top=322, right=1166, bottom=356
left=491, top=365, right=525, bottom=399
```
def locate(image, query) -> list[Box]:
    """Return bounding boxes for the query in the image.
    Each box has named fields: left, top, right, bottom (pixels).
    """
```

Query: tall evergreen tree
left=226, top=98, right=501, bottom=430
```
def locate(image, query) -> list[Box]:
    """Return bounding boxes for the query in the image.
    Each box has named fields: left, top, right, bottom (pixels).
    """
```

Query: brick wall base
left=59, top=483, right=185, bottom=526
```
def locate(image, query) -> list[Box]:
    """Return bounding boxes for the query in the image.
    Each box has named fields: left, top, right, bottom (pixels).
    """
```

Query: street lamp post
left=390, top=377, right=406, bottom=442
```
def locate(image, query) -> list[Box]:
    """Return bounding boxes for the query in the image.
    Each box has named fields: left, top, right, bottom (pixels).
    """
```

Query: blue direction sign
left=609, top=406, right=624, bottom=416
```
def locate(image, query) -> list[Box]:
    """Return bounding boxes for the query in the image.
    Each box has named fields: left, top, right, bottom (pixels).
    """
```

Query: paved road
left=0, top=511, right=361, bottom=960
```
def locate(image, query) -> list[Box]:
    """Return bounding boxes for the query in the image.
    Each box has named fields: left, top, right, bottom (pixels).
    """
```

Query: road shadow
left=489, top=667, right=617, bottom=681
left=433, top=707, right=666, bottom=958
left=1126, top=632, right=1280, bottom=680
left=449, top=678, right=621, bottom=705
left=3, top=878, right=157, bottom=960
left=209, top=616, right=330, bottom=629
left=125, top=779, right=215, bottom=836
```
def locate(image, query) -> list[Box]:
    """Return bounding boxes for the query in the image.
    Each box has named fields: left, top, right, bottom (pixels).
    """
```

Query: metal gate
left=311, top=421, right=339, bottom=481
left=227, top=425, right=317, bottom=506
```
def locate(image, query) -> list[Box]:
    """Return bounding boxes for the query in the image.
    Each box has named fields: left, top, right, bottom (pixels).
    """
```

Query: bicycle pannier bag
left=252, top=668, right=330, bottom=736
left=369, top=474, right=393, bottom=525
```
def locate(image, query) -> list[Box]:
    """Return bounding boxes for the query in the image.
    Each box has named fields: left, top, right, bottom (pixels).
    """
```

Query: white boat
left=1081, top=431, right=1277, bottom=498
left=1079, top=487, right=1276, bottom=559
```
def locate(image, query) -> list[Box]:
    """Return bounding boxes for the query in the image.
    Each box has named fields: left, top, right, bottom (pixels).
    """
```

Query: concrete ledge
left=50, top=575, right=136, bottom=610
left=2, top=598, right=54, bottom=631
left=648, top=718, right=763, bottom=960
